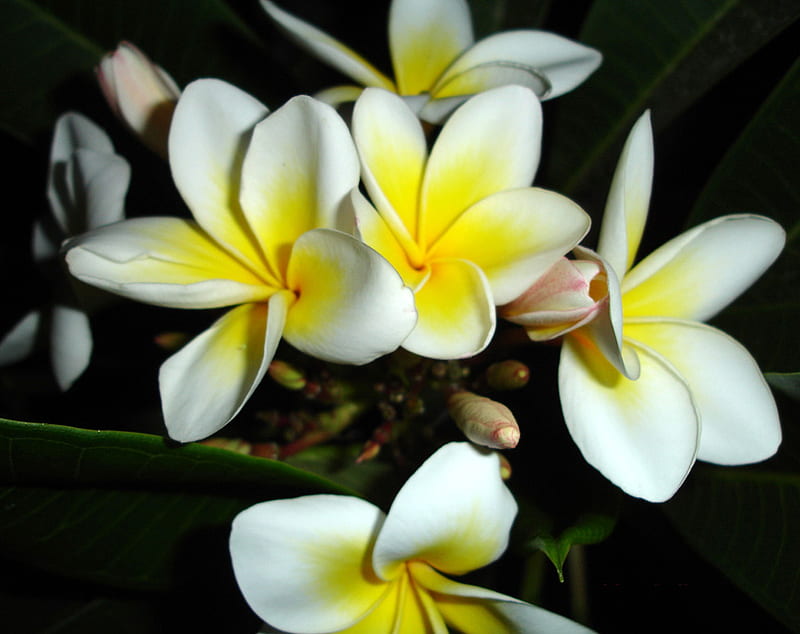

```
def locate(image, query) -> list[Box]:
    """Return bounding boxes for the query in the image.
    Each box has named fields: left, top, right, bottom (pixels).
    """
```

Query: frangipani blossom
left=261, top=0, right=601, bottom=123
left=231, top=442, right=594, bottom=634
left=557, top=111, right=784, bottom=502
left=66, top=79, right=416, bottom=443
left=351, top=85, right=591, bottom=359
left=0, top=112, right=130, bottom=390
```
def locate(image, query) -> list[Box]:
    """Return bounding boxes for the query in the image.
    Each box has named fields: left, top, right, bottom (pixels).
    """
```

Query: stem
left=567, top=544, right=590, bottom=625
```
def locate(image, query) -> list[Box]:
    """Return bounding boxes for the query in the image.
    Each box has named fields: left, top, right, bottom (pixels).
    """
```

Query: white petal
left=559, top=334, right=699, bottom=502
left=0, top=310, right=42, bottom=366
left=622, top=214, right=786, bottom=321
left=313, top=84, right=364, bottom=108
left=597, top=111, right=653, bottom=277
left=389, top=0, right=473, bottom=95
left=168, top=78, right=271, bottom=273
left=159, top=294, right=289, bottom=442
left=260, top=0, right=394, bottom=90
left=239, top=95, right=360, bottom=278
left=434, top=30, right=602, bottom=100
left=626, top=319, right=781, bottom=465
left=283, top=228, right=417, bottom=364
left=373, top=442, right=517, bottom=580
left=230, top=494, right=387, bottom=633
left=50, top=303, right=92, bottom=390
left=72, top=148, right=130, bottom=230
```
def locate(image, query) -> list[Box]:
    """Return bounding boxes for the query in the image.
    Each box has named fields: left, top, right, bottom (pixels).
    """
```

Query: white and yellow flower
left=261, top=0, right=601, bottom=123
left=65, top=79, right=417, bottom=443
left=350, top=85, right=590, bottom=358
left=230, top=442, right=594, bottom=634
left=556, top=112, right=784, bottom=502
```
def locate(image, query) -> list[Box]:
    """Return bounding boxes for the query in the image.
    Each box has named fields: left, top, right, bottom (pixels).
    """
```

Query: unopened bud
left=498, top=453, right=512, bottom=480
left=268, top=360, right=306, bottom=390
left=154, top=331, right=189, bottom=351
left=485, top=360, right=530, bottom=390
left=447, top=391, right=520, bottom=449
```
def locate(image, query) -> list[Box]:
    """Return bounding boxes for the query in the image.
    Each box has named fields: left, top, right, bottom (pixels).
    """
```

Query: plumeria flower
left=97, top=41, right=181, bottom=157
left=0, top=112, right=130, bottom=390
left=261, top=0, right=601, bottom=123
left=556, top=111, right=784, bottom=502
left=230, top=442, right=594, bottom=633
left=350, top=85, right=590, bottom=359
left=65, top=79, right=417, bottom=443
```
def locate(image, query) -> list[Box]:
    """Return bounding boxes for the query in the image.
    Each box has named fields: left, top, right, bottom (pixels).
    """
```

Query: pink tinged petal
left=64, top=217, right=273, bottom=309
left=50, top=303, right=92, bottom=391
left=260, top=0, right=394, bottom=91
left=240, top=95, right=360, bottom=279
left=402, top=258, right=495, bottom=359
left=429, top=187, right=590, bottom=304
left=373, top=442, right=517, bottom=580
left=160, top=293, right=290, bottom=442
left=168, top=78, right=272, bottom=277
left=352, top=88, right=427, bottom=258
left=559, top=333, right=699, bottom=502
left=597, top=111, right=653, bottom=277
left=622, top=214, right=786, bottom=322
left=420, top=85, right=542, bottom=248
left=0, top=310, right=41, bottom=366
left=230, top=494, right=388, bottom=633
left=433, top=30, right=602, bottom=101
left=389, top=0, right=473, bottom=95
left=626, top=319, right=781, bottom=465
left=284, top=228, right=417, bottom=365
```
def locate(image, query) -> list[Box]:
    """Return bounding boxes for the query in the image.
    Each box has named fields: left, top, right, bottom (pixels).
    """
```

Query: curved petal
left=373, top=442, right=517, bottom=580
left=313, top=84, right=365, bottom=107
left=420, top=85, right=542, bottom=249
left=159, top=293, right=290, bottom=442
left=434, top=30, right=602, bottom=100
left=413, top=565, right=593, bottom=634
left=626, top=319, right=781, bottom=465
left=260, top=0, right=394, bottom=90
left=284, top=229, right=417, bottom=365
left=73, top=148, right=130, bottom=230
left=65, top=217, right=273, bottom=309
left=240, top=95, right=360, bottom=279
left=168, top=78, right=271, bottom=275
left=429, top=187, right=590, bottom=304
left=622, top=214, right=786, bottom=321
left=402, top=258, right=495, bottom=359
left=50, top=303, right=92, bottom=390
left=389, top=0, right=473, bottom=95
left=596, top=111, right=653, bottom=277
left=559, top=333, right=699, bottom=502
left=433, top=62, right=551, bottom=102
left=230, top=494, right=388, bottom=633
left=0, top=310, right=42, bottom=366
left=352, top=88, right=427, bottom=257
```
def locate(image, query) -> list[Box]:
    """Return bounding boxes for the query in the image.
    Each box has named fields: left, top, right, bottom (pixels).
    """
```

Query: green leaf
left=543, top=0, right=799, bottom=197
left=665, top=466, right=800, bottom=633
left=0, top=417, right=352, bottom=591
left=767, top=372, right=800, bottom=400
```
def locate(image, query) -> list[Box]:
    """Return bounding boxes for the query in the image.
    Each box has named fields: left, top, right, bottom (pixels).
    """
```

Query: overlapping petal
left=160, top=294, right=289, bottom=442
left=65, top=217, right=273, bottom=309
left=622, top=214, right=786, bottom=321
left=50, top=303, right=92, bottom=391
left=626, top=319, right=781, bottom=465
left=389, top=0, right=473, bottom=95
left=373, top=442, right=516, bottom=580
left=283, top=229, right=417, bottom=365
left=559, top=333, right=699, bottom=502
left=230, top=494, right=387, bottom=633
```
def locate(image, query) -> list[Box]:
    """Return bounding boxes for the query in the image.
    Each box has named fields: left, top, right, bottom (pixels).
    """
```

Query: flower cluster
left=9, top=0, right=786, bottom=631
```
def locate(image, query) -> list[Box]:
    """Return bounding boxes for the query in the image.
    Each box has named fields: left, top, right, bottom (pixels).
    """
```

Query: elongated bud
left=485, top=360, right=530, bottom=390
left=501, top=256, right=605, bottom=341
left=447, top=391, right=520, bottom=449
left=96, top=41, right=180, bottom=157
left=268, top=360, right=306, bottom=391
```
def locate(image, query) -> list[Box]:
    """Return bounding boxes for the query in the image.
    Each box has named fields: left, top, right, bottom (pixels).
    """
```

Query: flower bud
left=501, top=256, right=606, bottom=341
left=485, top=360, right=530, bottom=390
left=268, top=360, right=307, bottom=391
left=96, top=41, right=180, bottom=157
left=447, top=391, right=520, bottom=450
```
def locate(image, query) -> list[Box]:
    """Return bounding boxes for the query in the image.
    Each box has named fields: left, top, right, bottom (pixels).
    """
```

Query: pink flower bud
left=96, top=41, right=180, bottom=157
left=447, top=391, right=520, bottom=450
left=501, top=256, right=607, bottom=341
left=485, top=360, right=530, bottom=391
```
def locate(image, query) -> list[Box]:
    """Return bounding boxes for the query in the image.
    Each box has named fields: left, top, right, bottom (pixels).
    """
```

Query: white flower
left=231, top=442, right=595, bottom=633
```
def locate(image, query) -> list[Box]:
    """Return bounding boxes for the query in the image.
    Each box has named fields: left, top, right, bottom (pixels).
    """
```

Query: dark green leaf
left=767, top=373, right=800, bottom=400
